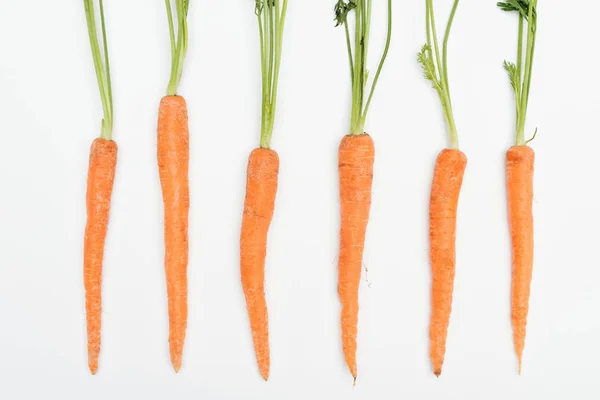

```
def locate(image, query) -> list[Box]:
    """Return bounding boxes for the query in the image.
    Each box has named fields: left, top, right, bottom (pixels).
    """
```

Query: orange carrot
left=499, top=0, right=538, bottom=374
left=429, top=149, right=467, bottom=377
left=84, top=138, right=118, bottom=375
left=506, top=145, right=534, bottom=374
left=83, top=0, right=116, bottom=375
left=338, top=134, right=375, bottom=382
left=240, top=148, right=279, bottom=381
left=158, top=95, right=189, bottom=372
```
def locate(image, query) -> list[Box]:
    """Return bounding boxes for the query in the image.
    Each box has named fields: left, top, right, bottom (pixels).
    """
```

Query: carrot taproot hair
left=157, top=95, right=190, bottom=373
left=338, top=134, right=375, bottom=382
left=84, top=138, right=117, bottom=375
left=240, top=148, right=279, bottom=381
left=506, top=145, right=534, bottom=374
left=429, top=149, right=467, bottom=377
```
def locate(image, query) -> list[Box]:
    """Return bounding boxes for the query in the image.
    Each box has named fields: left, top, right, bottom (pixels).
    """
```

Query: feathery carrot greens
left=335, top=0, right=392, bottom=136
left=84, top=0, right=113, bottom=140
left=165, top=0, right=189, bottom=96
left=498, top=0, right=538, bottom=146
left=418, top=0, right=460, bottom=149
left=256, top=0, right=288, bottom=149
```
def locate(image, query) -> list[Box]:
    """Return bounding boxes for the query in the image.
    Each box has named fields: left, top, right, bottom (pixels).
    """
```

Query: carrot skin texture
left=506, top=145, right=535, bottom=374
left=158, top=95, right=190, bottom=373
left=84, top=138, right=118, bottom=375
left=240, top=148, right=279, bottom=381
left=338, top=133, right=375, bottom=380
left=429, top=149, right=467, bottom=377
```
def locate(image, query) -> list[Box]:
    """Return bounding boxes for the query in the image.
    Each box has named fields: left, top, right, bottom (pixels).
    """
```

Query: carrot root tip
left=434, top=369, right=441, bottom=377
left=89, top=364, right=98, bottom=375
left=353, top=377, right=357, bottom=387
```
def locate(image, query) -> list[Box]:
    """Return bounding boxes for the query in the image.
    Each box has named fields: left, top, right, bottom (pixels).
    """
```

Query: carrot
left=84, top=138, right=117, bottom=375
left=82, top=0, right=116, bottom=375
left=499, top=0, right=539, bottom=373
left=159, top=0, right=191, bottom=373
left=418, top=0, right=464, bottom=376
left=338, top=133, right=374, bottom=381
left=506, top=146, right=534, bottom=374
left=240, top=149, right=279, bottom=381
left=240, top=0, right=289, bottom=381
left=334, top=0, right=392, bottom=383
left=158, top=95, right=190, bottom=372
left=429, top=149, right=466, bottom=377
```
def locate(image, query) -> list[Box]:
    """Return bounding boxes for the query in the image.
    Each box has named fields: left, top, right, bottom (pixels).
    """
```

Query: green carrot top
left=165, top=0, right=190, bottom=96
left=335, top=0, right=392, bottom=136
left=498, top=0, right=538, bottom=146
left=255, top=0, right=289, bottom=150
left=84, top=0, right=113, bottom=140
left=418, top=0, right=460, bottom=150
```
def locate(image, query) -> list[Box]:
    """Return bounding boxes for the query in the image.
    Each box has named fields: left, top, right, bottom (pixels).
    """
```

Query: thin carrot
left=506, top=146, right=534, bottom=374
left=159, top=0, right=190, bottom=373
left=498, top=0, right=539, bottom=373
left=240, top=149, right=279, bottom=381
left=82, top=0, right=116, bottom=375
left=334, top=0, right=392, bottom=383
left=338, top=133, right=374, bottom=381
left=240, top=0, right=289, bottom=381
left=429, top=149, right=466, bottom=377
left=418, top=0, right=464, bottom=376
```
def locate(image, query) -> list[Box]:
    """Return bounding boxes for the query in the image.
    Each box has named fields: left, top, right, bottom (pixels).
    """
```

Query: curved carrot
left=240, top=148, right=279, bottom=381
left=429, top=148, right=467, bottom=377
left=338, top=133, right=375, bottom=382
left=84, top=138, right=117, bottom=375
left=158, top=95, right=190, bottom=373
left=506, top=145, right=534, bottom=374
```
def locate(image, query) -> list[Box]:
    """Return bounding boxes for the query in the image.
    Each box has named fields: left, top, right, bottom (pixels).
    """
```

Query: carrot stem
left=166, top=0, right=189, bottom=96
left=335, top=0, right=392, bottom=136
left=419, top=0, right=460, bottom=149
left=257, top=0, right=288, bottom=149
left=83, top=0, right=113, bottom=140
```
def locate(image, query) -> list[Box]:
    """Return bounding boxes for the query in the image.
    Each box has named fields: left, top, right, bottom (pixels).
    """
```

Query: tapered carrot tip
left=259, top=367, right=269, bottom=381
left=353, top=377, right=357, bottom=387
left=434, top=369, right=441, bottom=377
left=172, top=357, right=182, bottom=374
left=89, top=363, right=98, bottom=375
left=518, top=358, right=522, bottom=375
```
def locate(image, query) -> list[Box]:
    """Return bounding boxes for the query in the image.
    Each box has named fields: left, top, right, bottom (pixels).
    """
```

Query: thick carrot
left=240, top=148, right=279, bottom=381
left=338, top=133, right=375, bottom=381
left=84, top=138, right=117, bottom=375
left=429, top=149, right=467, bottom=377
left=158, top=95, right=190, bottom=373
left=506, top=145, right=534, bottom=374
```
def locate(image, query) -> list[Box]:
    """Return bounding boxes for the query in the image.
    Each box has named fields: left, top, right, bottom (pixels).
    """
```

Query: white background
left=0, top=0, right=599, bottom=398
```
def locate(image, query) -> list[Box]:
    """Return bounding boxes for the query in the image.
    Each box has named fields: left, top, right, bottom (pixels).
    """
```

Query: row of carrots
left=82, top=0, right=539, bottom=382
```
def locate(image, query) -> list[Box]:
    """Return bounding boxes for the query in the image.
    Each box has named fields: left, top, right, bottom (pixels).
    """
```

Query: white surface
left=0, top=0, right=599, bottom=398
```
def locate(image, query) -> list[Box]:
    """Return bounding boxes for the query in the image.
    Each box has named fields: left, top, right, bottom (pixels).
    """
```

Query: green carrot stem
left=83, top=0, right=113, bottom=140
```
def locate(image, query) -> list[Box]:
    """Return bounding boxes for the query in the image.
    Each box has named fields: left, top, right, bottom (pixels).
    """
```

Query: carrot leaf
left=419, top=0, right=460, bottom=149
left=84, top=0, right=113, bottom=140
left=165, top=0, right=190, bottom=96
left=335, top=0, right=392, bottom=136
left=257, top=0, right=289, bottom=149
left=499, top=0, right=538, bottom=146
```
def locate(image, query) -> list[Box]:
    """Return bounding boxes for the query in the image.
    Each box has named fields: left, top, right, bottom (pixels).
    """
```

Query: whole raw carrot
left=499, top=0, right=539, bottom=373
left=158, top=95, right=189, bottom=372
left=506, top=146, right=534, bottom=374
left=338, top=134, right=374, bottom=381
left=418, top=0, right=463, bottom=376
left=159, top=0, right=191, bottom=372
left=240, top=149, right=279, bottom=381
left=84, top=138, right=117, bottom=375
left=83, top=0, right=116, bottom=375
left=429, top=149, right=466, bottom=377
left=240, top=0, right=289, bottom=381
left=334, top=1, right=392, bottom=383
